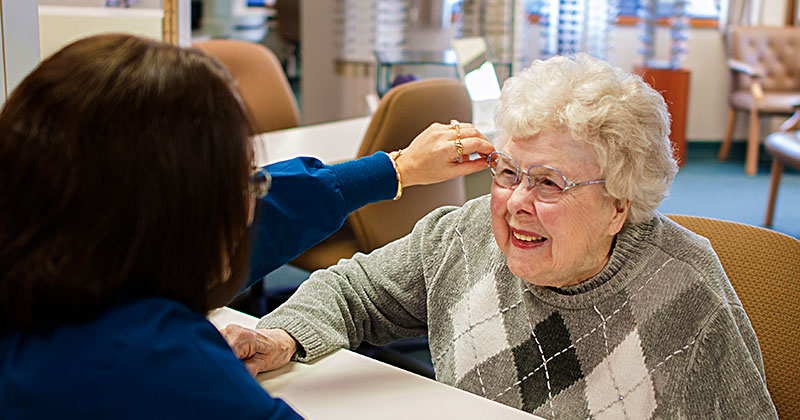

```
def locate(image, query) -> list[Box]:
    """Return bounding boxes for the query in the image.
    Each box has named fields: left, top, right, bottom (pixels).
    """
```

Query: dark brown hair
left=0, top=34, right=252, bottom=334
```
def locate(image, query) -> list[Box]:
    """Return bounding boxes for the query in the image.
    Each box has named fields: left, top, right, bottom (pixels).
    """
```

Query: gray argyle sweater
left=258, top=195, right=777, bottom=419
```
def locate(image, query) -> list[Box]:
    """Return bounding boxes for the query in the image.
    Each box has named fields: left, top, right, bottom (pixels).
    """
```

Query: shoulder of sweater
left=657, top=215, right=716, bottom=254
left=644, top=214, right=736, bottom=304
left=413, top=194, right=491, bottom=239
left=637, top=214, right=719, bottom=270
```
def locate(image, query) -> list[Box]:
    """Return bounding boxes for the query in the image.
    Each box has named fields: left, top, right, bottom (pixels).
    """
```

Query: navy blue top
left=1, top=298, right=301, bottom=419
left=0, top=154, right=397, bottom=419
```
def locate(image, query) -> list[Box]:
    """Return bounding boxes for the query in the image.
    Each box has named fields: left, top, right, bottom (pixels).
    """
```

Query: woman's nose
left=506, top=181, right=536, bottom=215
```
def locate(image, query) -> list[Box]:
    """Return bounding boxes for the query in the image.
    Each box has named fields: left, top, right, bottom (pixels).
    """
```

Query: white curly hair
left=494, top=53, right=678, bottom=225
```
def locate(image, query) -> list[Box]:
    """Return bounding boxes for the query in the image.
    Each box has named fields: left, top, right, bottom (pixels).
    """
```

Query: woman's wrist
left=276, top=328, right=298, bottom=360
left=256, top=328, right=298, bottom=363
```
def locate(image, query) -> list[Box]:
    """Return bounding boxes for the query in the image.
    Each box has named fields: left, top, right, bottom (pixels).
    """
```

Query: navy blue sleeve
left=137, top=312, right=304, bottom=420
left=248, top=152, right=397, bottom=284
left=179, top=320, right=304, bottom=420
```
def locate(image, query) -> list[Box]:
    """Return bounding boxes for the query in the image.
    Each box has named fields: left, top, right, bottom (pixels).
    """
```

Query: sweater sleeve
left=255, top=205, right=463, bottom=361
left=681, top=303, right=778, bottom=419
left=248, top=153, right=397, bottom=284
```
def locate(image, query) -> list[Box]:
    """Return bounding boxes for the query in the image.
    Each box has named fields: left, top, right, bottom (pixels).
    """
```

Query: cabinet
left=634, top=66, right=691, bottom=166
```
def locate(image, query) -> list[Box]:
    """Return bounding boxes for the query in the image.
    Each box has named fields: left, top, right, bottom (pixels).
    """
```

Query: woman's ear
left=608, top=199, right=630, bottom=235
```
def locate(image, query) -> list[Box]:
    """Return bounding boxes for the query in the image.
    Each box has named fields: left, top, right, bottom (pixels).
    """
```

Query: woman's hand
left=220, top=324, right=297, bottom=377
left=398, top=121, right=495, bottom=187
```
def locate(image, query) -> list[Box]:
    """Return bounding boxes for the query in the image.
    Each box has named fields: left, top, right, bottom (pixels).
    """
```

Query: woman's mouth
left=513, top=231, right=546, bottom=242
left=510, top=229, right=547, bottom=248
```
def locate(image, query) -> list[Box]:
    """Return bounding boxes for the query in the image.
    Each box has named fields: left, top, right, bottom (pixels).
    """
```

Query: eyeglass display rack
left=374, top=49, right=458, bottom=97
left=374, top=48, right=512, bottom=97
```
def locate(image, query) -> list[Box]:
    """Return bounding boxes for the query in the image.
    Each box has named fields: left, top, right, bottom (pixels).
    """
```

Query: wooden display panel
left=634, top=66, right=691, bottom=166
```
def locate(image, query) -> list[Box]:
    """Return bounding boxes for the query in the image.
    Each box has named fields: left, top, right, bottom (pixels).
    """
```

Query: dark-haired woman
left=0, top=34, right=492, bottom=419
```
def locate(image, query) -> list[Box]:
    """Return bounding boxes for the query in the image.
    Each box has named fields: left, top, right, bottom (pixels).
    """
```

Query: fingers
left=220, top=326, right=296, bottom=376
left=221, top=324, right=258, bottom=360
left=398, top=121, right=495, bottom=186
left=449, top=157, right=490, bottom=177
left=242, top=352, right=285, bottom=377
left=457, top=136, right=495, bottom=158
left=436, top=122, right=488, bottom=142
left=244, top=358, right=262, bottom=377
left=425, top=121, right=493, bottom=158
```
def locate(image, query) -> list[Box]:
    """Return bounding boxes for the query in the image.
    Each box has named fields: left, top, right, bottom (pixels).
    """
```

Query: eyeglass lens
left=488, top=153, right=566, bottom=203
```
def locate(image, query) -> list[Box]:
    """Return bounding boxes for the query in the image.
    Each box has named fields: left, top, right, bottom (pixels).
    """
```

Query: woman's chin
left=508, top=264, right=570, bottom=288
left=507, top=264, right=542, bottom=286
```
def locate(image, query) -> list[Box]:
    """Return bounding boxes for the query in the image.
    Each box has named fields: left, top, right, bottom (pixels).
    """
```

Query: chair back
left=729, top=26, right=800, bottom=93
left=193, top=39, right=300, bottom=135
left=349, top=78, right=471, bottom=251
left=666, top=214, right=800, bottom=419
left=764, top=127, right=800, bottom=226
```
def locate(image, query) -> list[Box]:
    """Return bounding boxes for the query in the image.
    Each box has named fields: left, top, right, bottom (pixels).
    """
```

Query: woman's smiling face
left=489, top=132, right=629, bottom=288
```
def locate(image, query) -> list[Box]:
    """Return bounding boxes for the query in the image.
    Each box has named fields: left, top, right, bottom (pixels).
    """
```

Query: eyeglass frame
left=486, top=151, right=605, bottom=201
left=249, top=167, right=271, bottom=200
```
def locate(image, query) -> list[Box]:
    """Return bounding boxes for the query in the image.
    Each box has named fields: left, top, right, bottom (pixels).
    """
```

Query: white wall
left=1, top=0, right=41, bottom=105
left=38, top=6, right=163, bottom=60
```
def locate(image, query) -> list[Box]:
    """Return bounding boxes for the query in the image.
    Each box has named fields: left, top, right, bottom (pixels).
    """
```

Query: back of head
left=495, top=54, right=678, bottom=225
left=0, top=34, right=252, bottom=334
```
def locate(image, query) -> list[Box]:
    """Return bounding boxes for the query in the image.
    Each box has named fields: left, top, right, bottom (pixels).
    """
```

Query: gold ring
left=450, top=119, right=461, bottom=137
left=454, top=138, right=464, bottom=158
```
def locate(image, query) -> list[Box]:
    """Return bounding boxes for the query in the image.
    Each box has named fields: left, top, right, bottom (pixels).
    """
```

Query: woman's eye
left=535, top=177, right=561, bottom=189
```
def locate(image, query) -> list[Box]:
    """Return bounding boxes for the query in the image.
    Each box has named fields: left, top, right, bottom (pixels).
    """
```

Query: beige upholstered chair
left=718, top=26, right=800, bottom=176
left=348, top=78, right=470, bottom=252
left=666, top=214, right=800, bottom=419
left=193, top=39, right=300, bottom=135
left=763, top=110, right=800, bottom=227
left=292, top=78, right=472, bottom=270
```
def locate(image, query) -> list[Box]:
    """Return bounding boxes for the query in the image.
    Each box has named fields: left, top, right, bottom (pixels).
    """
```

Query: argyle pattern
left=259, top=196, right=777, bottom=419
left=429, top=247, right=677, bottom=419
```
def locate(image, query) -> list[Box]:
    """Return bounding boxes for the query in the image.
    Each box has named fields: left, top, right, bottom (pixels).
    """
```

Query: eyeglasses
left=249, top=167, right=271, bottom=200
left=487, top=151, right=605, bottom=203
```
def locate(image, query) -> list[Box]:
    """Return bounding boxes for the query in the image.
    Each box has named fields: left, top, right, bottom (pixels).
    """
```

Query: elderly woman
left=225, top=54, right=777, bottom=418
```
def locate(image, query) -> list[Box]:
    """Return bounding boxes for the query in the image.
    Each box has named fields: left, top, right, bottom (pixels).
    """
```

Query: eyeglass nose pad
left=523, top=173, right=534, bottom=189
left=505, top=181, right=539, bottom=214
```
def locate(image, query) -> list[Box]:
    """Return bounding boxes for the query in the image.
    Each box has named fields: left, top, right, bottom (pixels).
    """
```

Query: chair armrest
left=779, top=110, right=800, bottom=132
left=750, top=81, right=764, bottom=101
left=728, top=59, right=763, bottom=78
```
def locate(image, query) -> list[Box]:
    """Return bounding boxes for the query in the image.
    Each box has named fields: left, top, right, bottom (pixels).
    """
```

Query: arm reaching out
left=248, top=121, right=494, bottom=283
